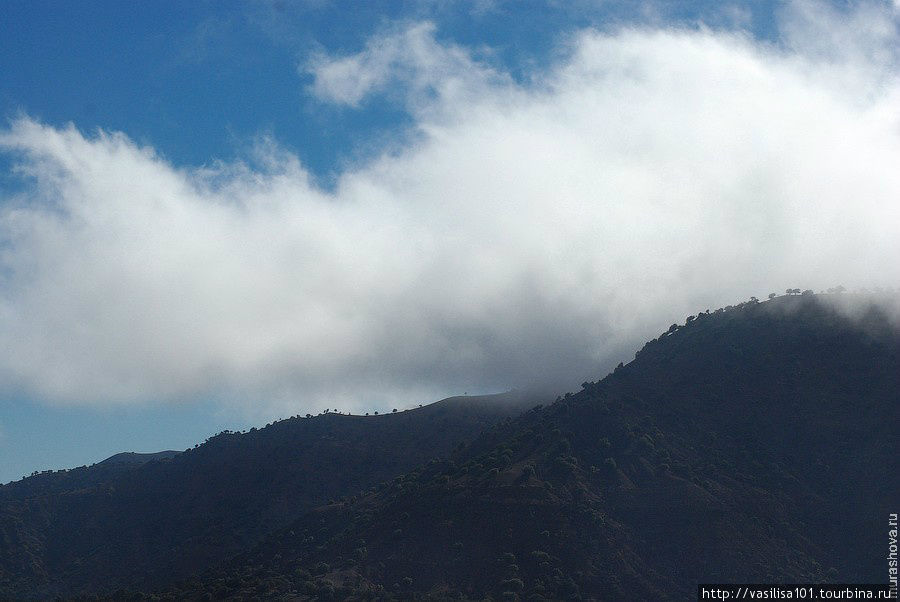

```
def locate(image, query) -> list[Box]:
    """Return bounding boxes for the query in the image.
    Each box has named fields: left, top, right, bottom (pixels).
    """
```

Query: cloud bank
left=2, top=1, right=899, bottom=415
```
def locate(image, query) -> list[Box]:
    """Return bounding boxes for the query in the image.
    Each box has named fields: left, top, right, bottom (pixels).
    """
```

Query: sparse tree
left=768, top=293, right=776, bottom=300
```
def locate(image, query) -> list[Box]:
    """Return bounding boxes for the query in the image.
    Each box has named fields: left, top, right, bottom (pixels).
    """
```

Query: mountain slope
left=0, top=391, right=540, bottom=598
left=171, top=294, right=899, bottom=600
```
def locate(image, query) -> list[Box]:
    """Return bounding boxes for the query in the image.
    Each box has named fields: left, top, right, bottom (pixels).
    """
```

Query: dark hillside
left=0, top=391, right=539, bottom=598
left=0, top=451, right=181, bottom=503
left=173, top=294, right=899, bottom=600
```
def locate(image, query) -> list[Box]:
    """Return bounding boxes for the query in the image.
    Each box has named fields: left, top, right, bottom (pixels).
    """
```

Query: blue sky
left=1, top=1, right=784, bottom=182
left=2, top=0, right=899, bottom=484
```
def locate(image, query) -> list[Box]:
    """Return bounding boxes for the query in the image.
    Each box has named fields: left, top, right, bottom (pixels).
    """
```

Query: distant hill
left=164, top=293, right=899, bottom=600
left=97, top=451, right=181, bottom=466
left=0, top=391, right=540, bottom=598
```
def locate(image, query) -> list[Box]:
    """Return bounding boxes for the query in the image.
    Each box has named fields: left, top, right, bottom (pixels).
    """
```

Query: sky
left=1, top=0, right=900, bottom=484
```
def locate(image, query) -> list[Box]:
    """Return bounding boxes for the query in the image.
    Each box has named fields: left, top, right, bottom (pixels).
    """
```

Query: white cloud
left=2, top=2, right=900, bottom=417
left=306, top=21, right=506, bottom=111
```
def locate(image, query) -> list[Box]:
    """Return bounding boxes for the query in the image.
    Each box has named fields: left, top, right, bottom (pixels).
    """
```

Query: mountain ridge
left=0, top=391, right=541, bottom=598
left=97, top=451, right=182, bottom=466
left=1, top=293, right=897, bottom=600
left=163, top=293, right=899, bottom=600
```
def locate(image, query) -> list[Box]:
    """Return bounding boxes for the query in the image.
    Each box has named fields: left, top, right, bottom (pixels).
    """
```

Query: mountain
left=163, top=293, right=899, bottom=600
left=0, top=391, right=540, bottom=599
